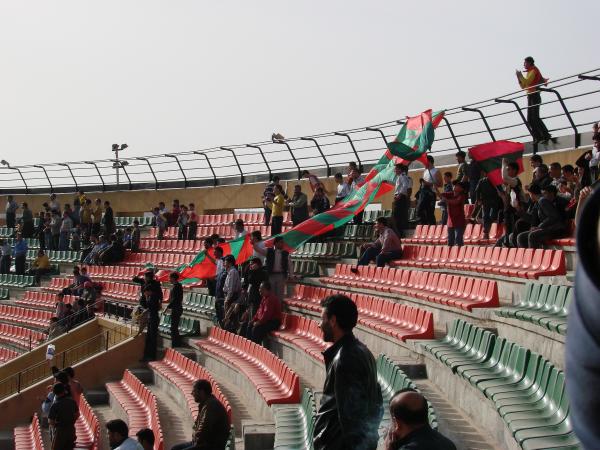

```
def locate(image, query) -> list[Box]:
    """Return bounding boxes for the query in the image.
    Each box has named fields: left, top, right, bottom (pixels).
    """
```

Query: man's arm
left=501, top=158, right=518, bottom=187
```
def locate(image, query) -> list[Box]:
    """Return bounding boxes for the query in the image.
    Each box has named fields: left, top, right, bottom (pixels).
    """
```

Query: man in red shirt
left=440, top=181, right=468, bottom=246
left=247, top=281, right=282, bottom=345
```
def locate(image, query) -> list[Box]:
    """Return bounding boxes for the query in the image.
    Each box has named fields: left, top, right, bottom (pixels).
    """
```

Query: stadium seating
left=339, top=224, right=374, bottom=241
left=292, top=259, right=319, bottom=277
left=404, top=223, right=505, bottom=245
left=194, top=328, right=300, bottom=405
left=139, top=239, right=204, bottom=254
left=149, top=348, right=232, bottom=421
left=273, top=388, right=316, bottom=450
left=0, top=288, right=8, bottom=299
left=183, top=292, right=216, bottom=316
left=158, top=314, right=200, bottom=336
left=114, top=216, right=153, bottom=227
left=0, top=323, right=46, bottom=350
left=13, top=414, right=43, bottom=450
left=321, top=264, right=499, bottom=311
left=273, top=314, right=331, bottom=362
left=0, top=227, right=13, bottom=237
left=0, top=304, right=52, bottom=328
left=285, top=285, right=434, bottom=341
left=101, top=281, right=170, bottom=304
left=496, top=283, right=572, bottom=335
left=83, top=265, right=141, bottom=282
left=146, top=224, right=293, bottom=240
left=293, top=242, right=355, bottom=260
left=0, top=347, right=20, bottom=363
left=26, top=249, right=81, bottom=263
left=423, top=320, right=580, bottom=449
left=16, top=291, right=78, bottom=309
left=362, top=210, right=392, bottom=223
left=0, top=274, right=35, bottom=288
left=546, top=220, right=576, bottom=247
left=394, top=245, right=566, bottom=279
left=106, top=370, right=164, bottom=450
left=75, top=396, right=101, bottom=449
left=122, top=251, right=192, bottom=268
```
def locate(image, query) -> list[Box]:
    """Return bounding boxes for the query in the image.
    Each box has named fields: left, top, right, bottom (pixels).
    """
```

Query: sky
left=0, top=0, right=598, bottom=167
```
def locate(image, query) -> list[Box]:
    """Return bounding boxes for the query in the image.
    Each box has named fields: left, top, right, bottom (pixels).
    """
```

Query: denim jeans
left=358, top=247, right=403, bottom=267
left=447, top=227, right=464, bottom=247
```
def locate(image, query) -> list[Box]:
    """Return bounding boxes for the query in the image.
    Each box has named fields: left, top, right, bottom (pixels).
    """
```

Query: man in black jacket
left=166, top=272, right=184, bottom=347
left=314, top=294, right=383, bottom=450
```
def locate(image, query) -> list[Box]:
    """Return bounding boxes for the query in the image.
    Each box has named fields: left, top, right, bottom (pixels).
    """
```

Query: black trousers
left=264, top=207, right=272, bottom=226
left=271, top=215, right=283, bottom=236
left=527, top=92, right=551, bottom=141
left=0, top=256, right=10, bottom=274
left=187, top=222, right=197, bottom=240
left=353, top=210, right=364, bottom=224
left=170, top=309, right=182, bottom=347
left=14, top=254, right=26, bottom=275
left=5, top=212, right=15, bottom=229
left=144, top=315, right=159, bottom=360
left=392, top=195, right=410, bottom=237
left=249, top=319, right=281, bottom=345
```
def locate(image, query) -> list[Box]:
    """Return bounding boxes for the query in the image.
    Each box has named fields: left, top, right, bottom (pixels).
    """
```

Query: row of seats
left=183, top=292, right=216, bottom=316
left=0, top=304, right=52, bottom=328
left=377, top=354, right=438, bottom=429
left=395, top=245, right=566, bottom=279
left=106, top=370, right=164, bottom=450
left=123, top=251, right=193, bottom=268
left=100, top=281, right=170, bottom=304
left=0, top=274, right=35, bottom=288
left=13, top=414, right=43, bottom=450
left=83, top=265, right=141, bottom=282
left=0, top=323, right=46, bottom=350
left=404, top=223, right=504, bottom=245
left=0, top=347, right=20, bottom=363
left=16, top=291, right=78, bottom=310
left=338, top=224, right=375, bottom=241
left=193, top=328, right=300, bottom=405
left=181, top=211, right=293, bottom=227
left=75, top=395, right=101, bottom=449
left=286, top=285, right=434, bottom=342
left=149, top=348, right=232, bottom=422
left=115, top=216, right=153, bottom=227
left=26, top=249, right=81, bottom=263
left=293, top=242, right=355, bottom=260
left=496, top=283, right=572, bottom=336
left=158, top=314, right=200, bottom=336
left=273, top=314, right=331, bottom=362
left=321, top=264, right=499, bottom=311
left=146, top=224, right=293, bottom=240
left=139, top=239, right=205, bottom=254
left=292, top=260, right=319, bottom=277
left=423, top=320, right=579, bottom=449
left=273, top=389, right=316, bottom=450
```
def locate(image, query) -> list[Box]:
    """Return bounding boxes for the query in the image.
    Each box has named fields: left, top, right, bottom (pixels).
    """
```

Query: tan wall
left=5, top=147, right=588, bottom=217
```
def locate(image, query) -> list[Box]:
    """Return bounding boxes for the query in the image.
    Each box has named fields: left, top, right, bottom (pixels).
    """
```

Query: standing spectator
left=136, top=429, right=155, bottom=450
left=439, top=172, right=453, bottom=226
left=169, top=200, right=181, bottom=227
left=91, top=199, right=102, bottom=237
left=171, top=379, right=230, bottom=450
left=106, top=419, right=143, bottom=450
left=203, top=239, right=216, bottom=296
left=64, top=367, right=84, bottom=405
left=177, top=205, right=189, bottom=240
left=12, top=232, right=27, bottom=275
left=131, top=220, right=141, bottom=252
left=496, top=159, right=526, bottom=247
left=27, top=249, right=51, bottom=284
left=349, top=168, right=366, bottom=223
left=141, top=285, right=161, bottom=362
left=392, top=164, right=413, bottom=237
left=49, top=194, right=61, bottom=213
left=50, top=211, right=62, bottom=250
left=247, top=281, right=282, bottom=344
left=153, top=207, right=167, bottom=240
left=313, top=294, right=383, bottom=450
left=221, top=255, right=242, bottom=330
left=80, top=199, right=93, bottom=242
left=44, top=213, right=53, bottom=250
left=262, top=176, right=280, bottom=226
left=467, top=159, right=481, bottom=204
left=310, top=187, right=330, bottom=215
left=455, top=151, right=469, bottom=182
left=270, top=184, right=286, bottom=236
left=287, top=185, right=309, bottom=225
left=421, top=155, right=443, bottom=224
left=384, top=389, right=456, bottom=450
left=250, top=230, right=267, bottom=263
left=440, top=181, right=468, bottom=247
left=5, top=195, right=18, bottom=228
left=517, top=184, right=568, bottom=248
left=70, top=226, right=81, bottom=251
left=354, top=217, right=402, bottom=268
left=213, top=247, right=226, bottom=322
left=241, top=257, right=268, bottom=336
left=187, top=203, right=198, bottom=240
left=475, top=171, right=502, bottom=240
left=516, top=56, right=552, bottom=144
left=232, top=219, right=247, bottom=239
left=20, top=202, right=34, bottom=238
left=103, top=201, right=115, bottom=236
left=265, top=236, right=293, bottom=302
left=36, top=211, right=47, bottom=250
left=48, top=383, right=80, bottom=450
left=0, top=239, right=10, bottom=274
left=59, top=211, right=73, bottom=251
left=166, top=272, right=184, bottom=347
left=587, top=132, right=600, bottom=181
left=334, top=172, right=351, bottom=204
left=302, top=170, right=322, bottom=193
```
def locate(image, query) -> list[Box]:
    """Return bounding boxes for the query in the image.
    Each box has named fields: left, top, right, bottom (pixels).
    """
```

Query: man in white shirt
left=232, top=219, right=248, bottom=239
left=250, top=230, right=267, bottom=263
left=392, top=164, right=413, bottom=237
left=349, top=168, right=366, bottom=224
left=334, top=172, right=351, bottom=204
left=353, top=217, right=403, bottom=270
left=265, top=236, right=294, bottom=301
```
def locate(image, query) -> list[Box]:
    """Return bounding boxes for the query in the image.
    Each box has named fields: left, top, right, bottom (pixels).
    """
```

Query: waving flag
left=468, top=140, right=524, bottom=186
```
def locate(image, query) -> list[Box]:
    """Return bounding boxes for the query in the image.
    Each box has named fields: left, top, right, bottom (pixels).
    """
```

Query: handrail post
left=106, top=330, right=109, bottom=351
left=220, top=147, right=244, bottom=184
left=273, top=141, right=301, bottom=179
left=300, top=137, right=330, bottom=176
left=84, top=161, right=105, bottom=191
left=442, top=117, right=462, bottom=152
left=165, top=154, right=188, bottom=187
left=135, top=157, right=158, bottom=190
left=365, top=126, right=389, bottom=146
left=494, top=98, right=535, bottom=141
left=538, top=87, right=580, bottom=148
left=34, top=165, right=53, bottom=193
left=334, top=132, right=362, bottom=172
left=246, top=144, right=271, bottom=180
left=58, top=163, right=78, bottom=190
left=461, top=107, right=496, bottom=142
left=193, top=151, right=217, bottom=186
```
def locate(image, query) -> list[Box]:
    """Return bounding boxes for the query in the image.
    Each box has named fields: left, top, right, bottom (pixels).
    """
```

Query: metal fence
left=1, top=68, right=599, bottom=194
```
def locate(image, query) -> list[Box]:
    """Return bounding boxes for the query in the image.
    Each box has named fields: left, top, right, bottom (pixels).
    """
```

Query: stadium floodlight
left=111, top=143, right=128, bottom=186
left=0, top=160, right=9, bottom=167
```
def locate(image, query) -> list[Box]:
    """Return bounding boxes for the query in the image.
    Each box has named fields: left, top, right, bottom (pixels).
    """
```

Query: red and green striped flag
left=468, top=140, right=524, bottom=186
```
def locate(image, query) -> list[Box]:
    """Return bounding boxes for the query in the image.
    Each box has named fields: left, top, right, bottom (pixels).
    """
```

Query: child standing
left=440, top=181, right=468, bottom=247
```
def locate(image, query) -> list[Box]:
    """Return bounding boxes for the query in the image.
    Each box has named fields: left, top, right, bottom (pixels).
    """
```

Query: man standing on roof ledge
left=516, top=56, right=553, bottom=145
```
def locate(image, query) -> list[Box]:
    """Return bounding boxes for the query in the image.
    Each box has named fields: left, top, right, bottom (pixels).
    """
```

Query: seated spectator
left=0, top=239, right=11, bottom=274
left=122, top=227, right=133, bottom=249
left=384, top=389, right=456, bottom=450
left=530, top=154, right=543, bottom=178
left=558, top=179, right=573, bottom=200
left=247, top=281, right=282, bottom=344
left=508, top=184, right=541, bottom=248
left=99, top=234, right=125, bottom=265
left=27, top=249, right=52, bottom=284
left=171, top=379, right=230, bottom=450
left=528, top=163, right=552, bottom=190
left=136, top=428, right=155, bottom=450
left=82, top=235, right=109, bottom=265
left=106, top=419, right=143, bottom=450
left=80, top=281, right=97, bottom=306
left=310, top=186, right=330, bottom=215
left=62, top=267, right=91, bottom=297
left=354, top=217, right=402, bottom=269
left=439, top=181, right=468, bottom=247
left=475, top=171, right=502, bottom=240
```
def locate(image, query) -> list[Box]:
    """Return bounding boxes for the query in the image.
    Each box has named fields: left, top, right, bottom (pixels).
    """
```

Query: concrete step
left=146, top=384, right=195, bottom=450
left=91, top=403, right=114, bottom=450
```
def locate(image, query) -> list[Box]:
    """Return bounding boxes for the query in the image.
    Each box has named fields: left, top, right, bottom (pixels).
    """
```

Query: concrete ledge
left=267, top=337, right=326, bottom=389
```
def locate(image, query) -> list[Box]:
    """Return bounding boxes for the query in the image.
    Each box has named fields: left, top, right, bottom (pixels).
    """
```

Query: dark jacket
left=132, top=276, right=163, bottom=306
left=388, top=425, right=457, bottom=450
left=313, top=333, right=383, bottom=450
left=243, top=266, right=268, bottom=307
left=193, top=394, right=230, bottom=450
left=266, top=248, right=289, bottom=275
left=535, top=197, right=567, bottom=229
left=167, top=282, right=183, bottom=313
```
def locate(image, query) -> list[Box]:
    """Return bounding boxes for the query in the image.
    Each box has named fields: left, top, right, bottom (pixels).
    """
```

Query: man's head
left=542, top=184, right=558, bottom=200
left=272, top=175, right=280, bottom=184
left=274, top=184, right=284, bottom=195
left=106, top=419, right=129, bottom=447
left=524, top=56, right=535, bottom=70
left=52, top=382, right=67, bottom=397
left=169, top=272, right=180, bottom=283
left=443, top=171, right=452, bottom=183
left=64, top=367, right=75, bottom=379
left=530, top=154, right=543, bottom=168
left=203, top=238, right=214, bottom=250
left=334, top=172, right=344, bottom=183
left=250, top=230, right=262, bottom=243
left=274, top=236, right=285, bottom=250
left=314, top=187, right=324, bottom=198
left=301, top=170, right=310, bottom=178
left=144, top=270, right=154, bottom=281
left=535, top=164, right=549, bottom=180
left=395, top=164, right=408, bottom=176
left=95, top=198, right=101, bottom=205
left=375, top=217, right=388, bottom=233
left=22, top=202, right=28, bottom=209
left=562, top=164, right=575, bottom=181
left=234, top=219, right=244, bottom=232
left=249, top=257, right=263, bottom=270
left=388, top=389, right=430, bottom=442
left=348, top=161, right=358, bottom=172
left=294, top=184, right=302, bottom=195
left=50, top=194, right=57, bottom=201
left=136, top=428, right=155, bottom=450
left=259, top=280, right=271, bottom=297
left=320, top=294, right=358, bottom=343
left=192, top=379, right=212, bottom=403
left=455, top=150, right=466, bottom=163
left=37, top=249, right=46, bottom=257
left=506, top=161, right=520, bottom=177
left=350, top=168, right=360, bottom=179
left=528, top=184, right=542, bottom=202
left=7, top=195, right=13, bottom=201
left=214, top=246, right=224, bottom=258
left=453, top=180, right=466, bottom=194
left=426, top=155, right=435, bottom=166
left=189, top=202, right=195, bottom=211
left=223, top=254, right=236, bottom=269
left=549, top=162, right=562, bottom=179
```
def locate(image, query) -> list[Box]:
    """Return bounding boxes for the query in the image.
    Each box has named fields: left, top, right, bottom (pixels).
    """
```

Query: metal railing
left=1, top=67, right=599, bottom=194
left=0, top=323, right=131, bottom=400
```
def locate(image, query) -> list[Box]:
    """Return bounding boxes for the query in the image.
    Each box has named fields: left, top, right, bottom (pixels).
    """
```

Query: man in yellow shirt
left=27, top=249, right=51, bottom=284
left=270, top=184, right=286, bottom=236
left=516, top=56, right=552, bottom=144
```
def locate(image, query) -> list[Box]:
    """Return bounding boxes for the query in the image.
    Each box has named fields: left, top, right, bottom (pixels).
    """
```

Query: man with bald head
left=385, top=389, right=456, bottom=450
